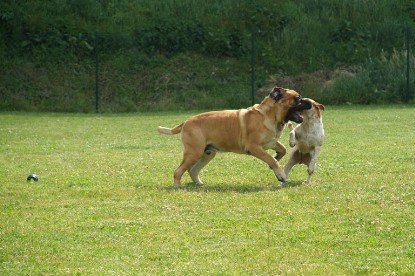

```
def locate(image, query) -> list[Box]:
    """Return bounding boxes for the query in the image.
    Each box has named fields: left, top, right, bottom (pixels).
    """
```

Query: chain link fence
left=1, top=20, right=414, bottom=112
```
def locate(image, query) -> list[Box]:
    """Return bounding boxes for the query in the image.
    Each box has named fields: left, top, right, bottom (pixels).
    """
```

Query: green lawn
left=1, top=106, right=414, bottom=275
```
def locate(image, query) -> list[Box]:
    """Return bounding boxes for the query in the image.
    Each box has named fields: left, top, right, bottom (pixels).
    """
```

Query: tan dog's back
left=183, top=110, right=247, bottom=153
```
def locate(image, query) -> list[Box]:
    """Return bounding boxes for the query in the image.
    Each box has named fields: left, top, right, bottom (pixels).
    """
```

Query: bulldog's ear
left=317, top=103, right=325, bottom=110
left=270, top=87, right=285, bottom=101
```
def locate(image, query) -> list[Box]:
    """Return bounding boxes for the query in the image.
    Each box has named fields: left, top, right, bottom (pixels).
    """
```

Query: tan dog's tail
left=158, top=123, right=184, bottom=135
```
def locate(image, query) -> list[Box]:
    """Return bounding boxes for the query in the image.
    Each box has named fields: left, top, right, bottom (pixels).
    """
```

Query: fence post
left=405, top=26, right=410, bottom=102
left=95, top=32, right=100, bottom=113
left=251, top=27, right=256, bottom=106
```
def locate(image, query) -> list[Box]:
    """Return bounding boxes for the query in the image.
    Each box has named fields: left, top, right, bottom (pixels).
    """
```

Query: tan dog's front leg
left=247, top=145, right=287, bottom=183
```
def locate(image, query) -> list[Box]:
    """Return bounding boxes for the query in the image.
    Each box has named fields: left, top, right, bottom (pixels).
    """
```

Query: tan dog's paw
left=274, top=168, right=287, bottom=183
left=287, top=122, right=294, bottom=131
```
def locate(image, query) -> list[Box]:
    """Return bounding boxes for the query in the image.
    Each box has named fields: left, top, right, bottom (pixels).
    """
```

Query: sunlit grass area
left=1, top=106, right=414, bottom=274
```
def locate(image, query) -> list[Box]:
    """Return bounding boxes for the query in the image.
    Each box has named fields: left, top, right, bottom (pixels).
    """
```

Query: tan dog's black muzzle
left=285, top=98, right=312, bottom=123
left=294, top=96, right=302, bottom=106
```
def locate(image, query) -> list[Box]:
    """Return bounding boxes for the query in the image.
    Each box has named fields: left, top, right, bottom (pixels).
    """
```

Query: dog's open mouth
left=285, top=99, right=312, bottom=123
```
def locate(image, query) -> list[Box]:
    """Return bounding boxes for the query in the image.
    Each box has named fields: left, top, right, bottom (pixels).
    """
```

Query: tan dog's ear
left=317, top=103, right=325, bottom=110
left=270, top=87, right=285, bottom=101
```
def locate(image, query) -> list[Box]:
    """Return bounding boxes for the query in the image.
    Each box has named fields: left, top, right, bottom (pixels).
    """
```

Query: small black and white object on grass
left=27, top=173, right=39, bottom=182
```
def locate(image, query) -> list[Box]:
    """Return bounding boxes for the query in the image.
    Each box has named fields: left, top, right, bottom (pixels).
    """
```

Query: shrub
left=321, top=50, right=415, bottom=104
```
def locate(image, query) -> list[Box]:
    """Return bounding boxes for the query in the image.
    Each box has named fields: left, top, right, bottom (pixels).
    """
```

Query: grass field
left=1, top=106, right=414, bottom=275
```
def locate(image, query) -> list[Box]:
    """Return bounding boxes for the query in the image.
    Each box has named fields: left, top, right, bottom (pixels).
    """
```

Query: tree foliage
left=1, top=0, right=414, bottom=111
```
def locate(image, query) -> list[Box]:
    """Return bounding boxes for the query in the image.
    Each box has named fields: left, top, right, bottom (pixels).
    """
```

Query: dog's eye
left=295, top=96, right=302, bottom=104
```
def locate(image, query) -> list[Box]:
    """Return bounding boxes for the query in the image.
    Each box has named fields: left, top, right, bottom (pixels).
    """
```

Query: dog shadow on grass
left=162, top=181, right=304, bottom=193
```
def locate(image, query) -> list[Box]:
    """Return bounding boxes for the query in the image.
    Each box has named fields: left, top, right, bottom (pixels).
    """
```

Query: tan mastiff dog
left=158, top=87, right=307, bottom=187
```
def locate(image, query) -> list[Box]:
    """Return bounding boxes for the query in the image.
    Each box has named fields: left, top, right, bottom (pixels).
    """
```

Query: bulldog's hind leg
left=284, top=146, right=301, bottom=179
left=189, top=149, right=217, bottom=185
left=305, top=147, right=321, bottom=184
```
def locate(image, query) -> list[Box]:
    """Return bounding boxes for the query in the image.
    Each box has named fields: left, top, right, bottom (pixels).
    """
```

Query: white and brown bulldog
left=284, top=98, right=325, bottom=184
left=158, top=87, right=309, bottom=187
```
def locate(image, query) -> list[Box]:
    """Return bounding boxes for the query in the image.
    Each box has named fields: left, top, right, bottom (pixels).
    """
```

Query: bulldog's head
left=296, top=98, right=325, bottom=121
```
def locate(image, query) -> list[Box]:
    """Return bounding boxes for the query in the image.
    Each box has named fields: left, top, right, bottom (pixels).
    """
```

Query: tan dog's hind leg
left=247, top=145, right=287, bottom=183
left=174, top=152, right=203, bottom=187
left=189, top=152, right=216, bottom=185
left=174, top=129, right=205, bottom=187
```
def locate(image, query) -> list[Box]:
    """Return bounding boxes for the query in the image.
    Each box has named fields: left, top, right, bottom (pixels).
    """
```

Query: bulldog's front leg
left=273, top=141, right=287, bottom=161
left=287, top=122, right=297, bottom=148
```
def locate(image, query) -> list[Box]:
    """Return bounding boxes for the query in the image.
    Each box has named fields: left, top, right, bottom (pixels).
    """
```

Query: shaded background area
left=1, top=0, right=414, bottom=112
